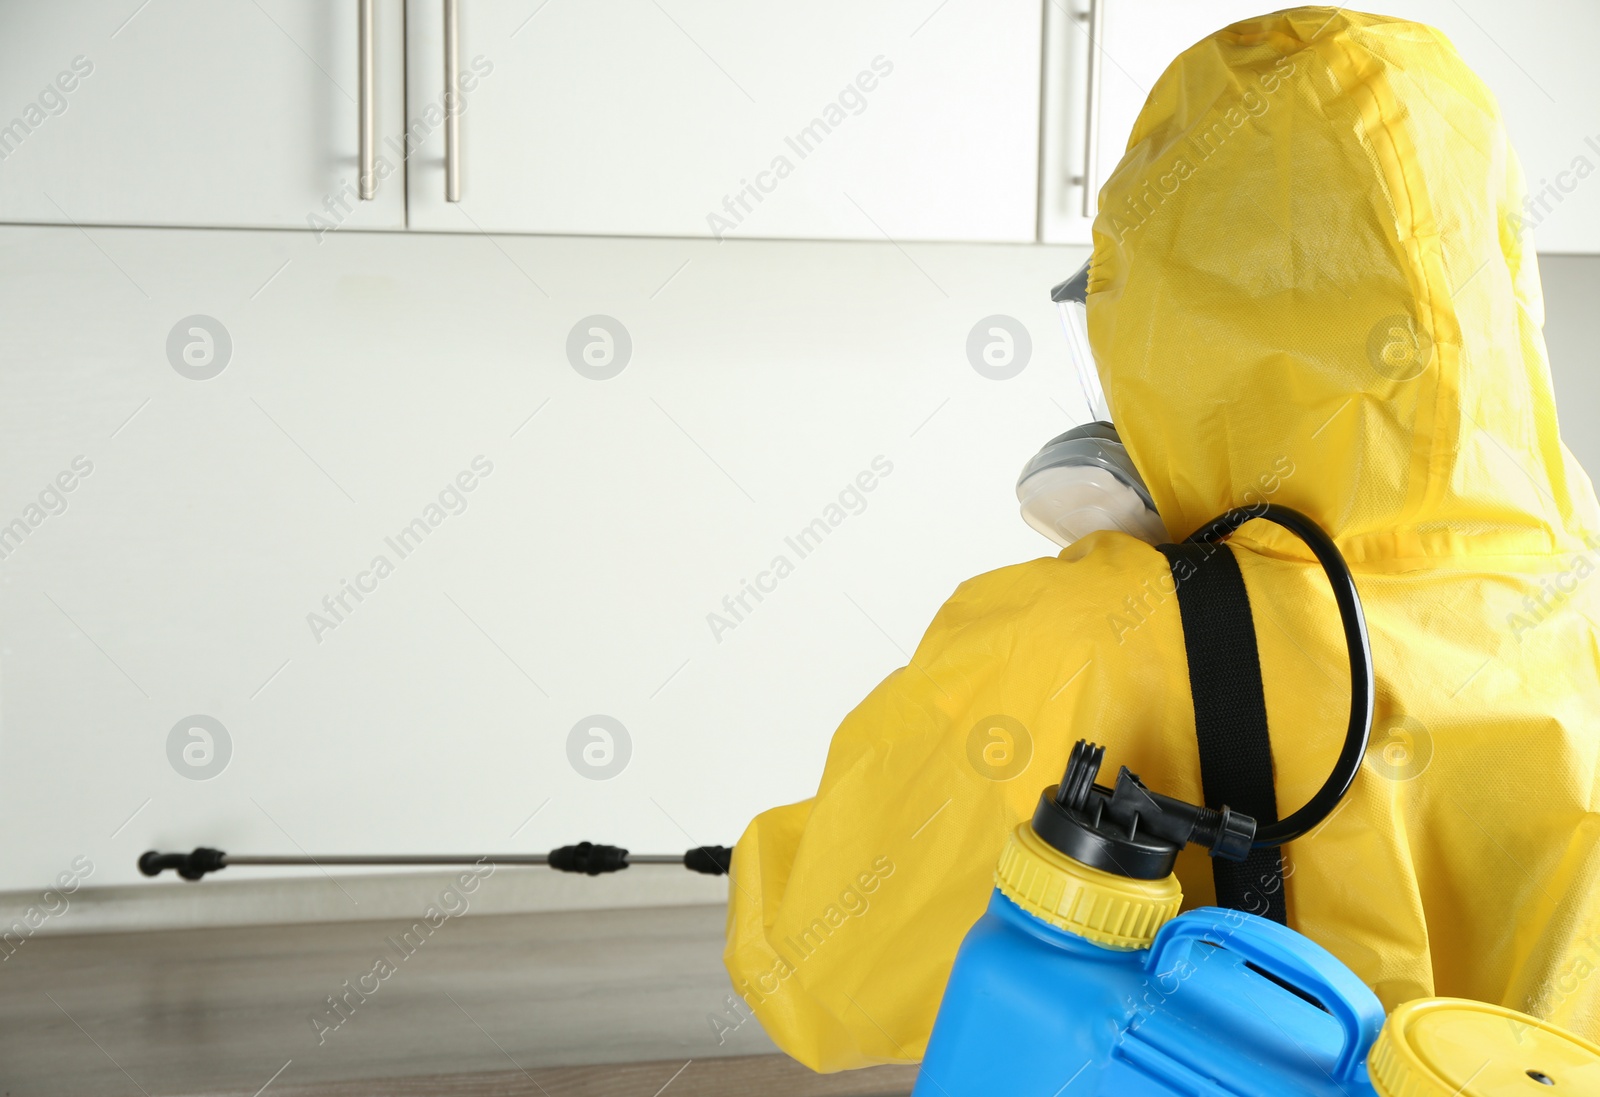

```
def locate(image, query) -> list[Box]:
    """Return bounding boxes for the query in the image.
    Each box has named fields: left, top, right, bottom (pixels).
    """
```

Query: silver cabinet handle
left=359, top=0, right=375, bottom=200
left=444, top=0, right=461, bottom=202
left=1079, top=0, right=1105, bottom=219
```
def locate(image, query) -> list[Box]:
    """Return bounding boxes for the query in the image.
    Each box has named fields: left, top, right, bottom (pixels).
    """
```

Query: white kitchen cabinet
left=402, top=0, right=1042, bottom=242
left=0, top=0, right=406, bottom=230
left=1043, top=0, right=1600, bottom=254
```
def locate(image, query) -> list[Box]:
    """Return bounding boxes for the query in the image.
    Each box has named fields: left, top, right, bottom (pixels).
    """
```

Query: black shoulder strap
left=1155, top=542, right=1287, bottom=924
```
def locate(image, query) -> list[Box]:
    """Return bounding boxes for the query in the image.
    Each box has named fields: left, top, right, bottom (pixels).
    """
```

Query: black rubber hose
left=1184, top=504, right=1375, bottom=849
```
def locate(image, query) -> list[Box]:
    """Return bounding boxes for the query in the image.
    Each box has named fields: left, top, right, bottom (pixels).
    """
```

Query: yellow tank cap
left=994, top=822, right=1182, bottom=950
left=1369, top=998, right=1600, bottom=1096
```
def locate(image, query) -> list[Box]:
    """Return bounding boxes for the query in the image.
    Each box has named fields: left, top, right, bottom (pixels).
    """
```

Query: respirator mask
left=1016, top=260, right=1166, bottom=548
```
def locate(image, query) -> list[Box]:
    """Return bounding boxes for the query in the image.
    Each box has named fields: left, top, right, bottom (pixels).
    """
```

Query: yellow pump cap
left=1368, top=998, right=1600, bottom=1096
left=994, top=822, right=1182, bottom=950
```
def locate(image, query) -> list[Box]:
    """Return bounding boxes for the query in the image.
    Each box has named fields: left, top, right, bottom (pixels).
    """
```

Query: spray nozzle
left=1032, top=740, right=1256, bottom=880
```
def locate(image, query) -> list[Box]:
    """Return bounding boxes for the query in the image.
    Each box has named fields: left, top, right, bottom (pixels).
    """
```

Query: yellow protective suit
left=725, top=6, right=1600, bottom=1072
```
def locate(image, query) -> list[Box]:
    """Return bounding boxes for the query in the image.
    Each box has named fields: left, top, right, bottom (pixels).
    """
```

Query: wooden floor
left=0, top=903, right=915, bottom=1097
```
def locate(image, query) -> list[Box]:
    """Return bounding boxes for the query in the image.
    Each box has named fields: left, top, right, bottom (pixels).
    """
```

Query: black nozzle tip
left=1056, top=740, right=1105, bottom=811
left=1030, top=739, right=1261, bottom=878
left=138, top=848, right=226, bottom=881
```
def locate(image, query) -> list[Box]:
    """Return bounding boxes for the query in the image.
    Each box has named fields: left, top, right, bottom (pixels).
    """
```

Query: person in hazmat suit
left=723, top=6, right=1600, bottom=1072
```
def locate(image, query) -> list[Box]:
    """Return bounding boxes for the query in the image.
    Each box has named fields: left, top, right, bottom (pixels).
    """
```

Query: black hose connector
left=138, top=847, right=227, bottom=881
left=684, top=845, right=733, bottom=875
left=547, top=842, right=629, bottom=875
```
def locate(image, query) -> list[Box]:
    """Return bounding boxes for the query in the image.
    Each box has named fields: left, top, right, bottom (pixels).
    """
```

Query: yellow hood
left=724, top=7, right=1600, bottom=1074
left=1092, top=7, right=1598, bottom=562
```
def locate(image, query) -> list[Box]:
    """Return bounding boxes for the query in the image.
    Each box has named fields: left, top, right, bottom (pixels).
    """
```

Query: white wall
left=0, top=225, right=1082, bottom=893
left=3, top=228, right=1595, bottom=902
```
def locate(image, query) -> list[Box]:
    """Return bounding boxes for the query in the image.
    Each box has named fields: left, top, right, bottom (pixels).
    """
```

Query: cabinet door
left=403, top=0, right=1041, bottom=242
left=0, top=1, right=406, bottom=230
left=1044, top=0, right=1600, bottom=254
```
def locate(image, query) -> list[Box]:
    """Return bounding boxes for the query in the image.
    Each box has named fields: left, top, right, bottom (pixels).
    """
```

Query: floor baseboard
left=0, top=863, right=728, bottom=937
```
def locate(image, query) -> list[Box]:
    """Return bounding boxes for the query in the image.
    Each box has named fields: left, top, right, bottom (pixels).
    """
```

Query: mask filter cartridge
left=1016, top=422, right=1166, bottom=548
